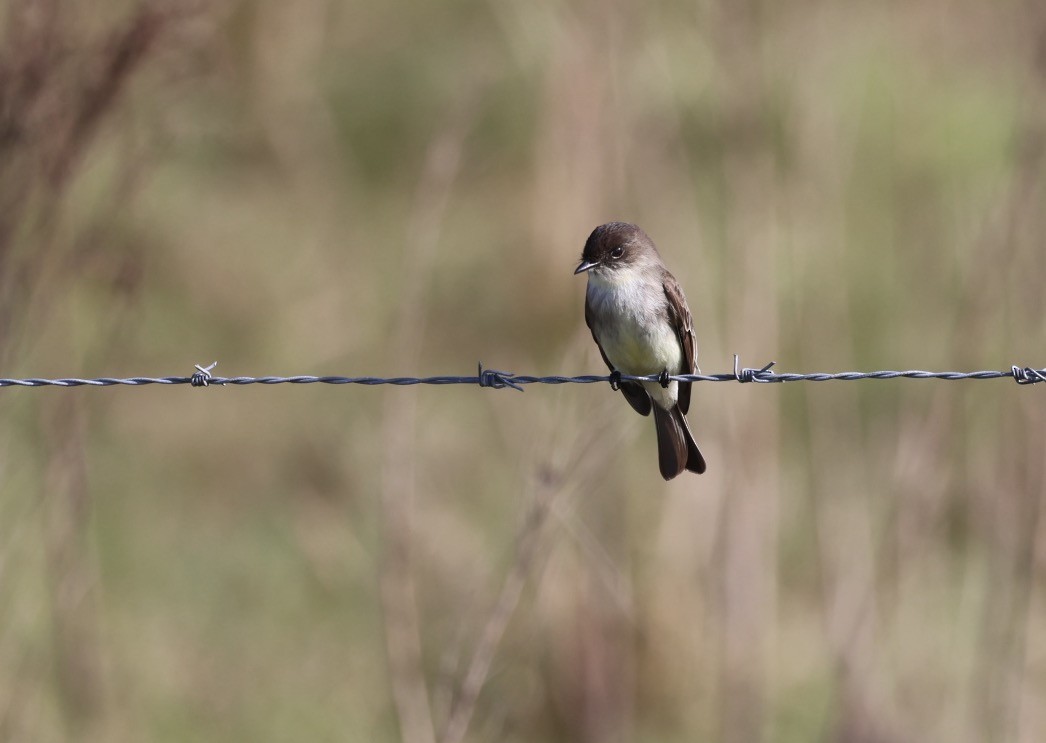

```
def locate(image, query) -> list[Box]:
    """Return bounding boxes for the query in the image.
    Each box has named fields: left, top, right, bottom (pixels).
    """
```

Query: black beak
left=574, top=259, right=599, bottom=275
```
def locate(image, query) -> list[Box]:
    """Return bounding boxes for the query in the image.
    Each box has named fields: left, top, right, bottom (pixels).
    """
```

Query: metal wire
left=0, top=359, right=1042, bottom=390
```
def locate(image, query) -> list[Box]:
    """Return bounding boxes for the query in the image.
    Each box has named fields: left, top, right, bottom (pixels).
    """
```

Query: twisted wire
left=0, top=359, right=1042, bottom=390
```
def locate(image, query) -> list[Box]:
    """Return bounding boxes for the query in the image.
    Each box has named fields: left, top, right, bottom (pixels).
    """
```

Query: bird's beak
left=574, top=259, right=599, bottom=275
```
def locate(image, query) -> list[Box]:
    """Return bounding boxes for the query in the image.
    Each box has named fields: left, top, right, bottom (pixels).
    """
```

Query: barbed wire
left=0, top=359, right=1042, bottom=390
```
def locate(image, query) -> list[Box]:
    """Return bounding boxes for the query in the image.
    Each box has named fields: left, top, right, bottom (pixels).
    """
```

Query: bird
left=575, top=222, right=706, bottom=480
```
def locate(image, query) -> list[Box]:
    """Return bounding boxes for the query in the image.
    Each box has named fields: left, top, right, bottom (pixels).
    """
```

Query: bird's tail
left=653, top=404, right=707, bottom=480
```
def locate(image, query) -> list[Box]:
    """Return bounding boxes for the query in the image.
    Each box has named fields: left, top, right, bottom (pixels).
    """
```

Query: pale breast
left=587, top=275, right=683, bottom=377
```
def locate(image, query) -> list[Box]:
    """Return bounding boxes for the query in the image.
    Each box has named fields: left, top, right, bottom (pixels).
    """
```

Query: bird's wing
left=662, top=273, right=696, bottom=414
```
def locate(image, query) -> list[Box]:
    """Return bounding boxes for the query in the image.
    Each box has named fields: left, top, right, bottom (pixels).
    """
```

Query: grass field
left=1, top=1, right=1045, bottom=741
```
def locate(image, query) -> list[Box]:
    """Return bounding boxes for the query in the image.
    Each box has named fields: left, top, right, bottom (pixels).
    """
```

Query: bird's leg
left=609, top=370, right=622, bottom=391
left=658, top=369, right=671, bottom=388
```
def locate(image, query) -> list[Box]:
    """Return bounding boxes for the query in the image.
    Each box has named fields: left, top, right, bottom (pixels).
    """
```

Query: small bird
left=575, top=222, right=706, bottom=479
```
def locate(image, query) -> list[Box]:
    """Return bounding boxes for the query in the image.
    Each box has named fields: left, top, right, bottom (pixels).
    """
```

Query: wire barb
left=1012, top=366, right=1046, bottom=385
left=191, top=361, right=219, bottom=387
left=734, top=355, right=777, bottom=383
left=477, top=363, right=522, bottom=392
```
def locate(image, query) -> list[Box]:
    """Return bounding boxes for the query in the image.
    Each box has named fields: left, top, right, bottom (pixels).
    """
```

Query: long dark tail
left=653, top=404, right=707, bottom=480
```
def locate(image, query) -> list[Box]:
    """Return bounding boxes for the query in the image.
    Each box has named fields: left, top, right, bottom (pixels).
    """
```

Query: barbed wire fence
left=0, top=358, right=1042, bottom=390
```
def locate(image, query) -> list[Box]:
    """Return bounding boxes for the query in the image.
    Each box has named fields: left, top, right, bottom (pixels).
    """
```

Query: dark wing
left=662, top=272, right=696, bottom=414
left=585, top=293, right=652, bottom=417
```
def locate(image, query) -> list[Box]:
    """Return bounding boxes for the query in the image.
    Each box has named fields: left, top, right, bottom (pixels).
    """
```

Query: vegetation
left=0, top=1, right=1044, bottom=741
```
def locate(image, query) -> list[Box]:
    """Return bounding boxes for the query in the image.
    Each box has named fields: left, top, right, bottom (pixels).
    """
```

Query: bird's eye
left=610, top=247, right=624, bottom=259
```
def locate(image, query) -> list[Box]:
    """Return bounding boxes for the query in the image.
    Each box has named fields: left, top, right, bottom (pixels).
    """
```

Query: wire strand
left=0, top=358, right=1042, bottom=390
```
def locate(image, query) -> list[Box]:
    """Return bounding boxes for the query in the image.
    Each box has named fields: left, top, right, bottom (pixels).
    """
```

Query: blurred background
left=1, top=0, right=1044, bottom=741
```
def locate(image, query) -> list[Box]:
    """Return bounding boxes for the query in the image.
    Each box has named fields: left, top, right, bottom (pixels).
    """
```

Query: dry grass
left=0, top=0, right=1044, bottom=741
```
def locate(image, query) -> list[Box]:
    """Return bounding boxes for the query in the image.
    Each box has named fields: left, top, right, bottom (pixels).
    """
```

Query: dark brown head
left=574, top=222, right=661, bottom=276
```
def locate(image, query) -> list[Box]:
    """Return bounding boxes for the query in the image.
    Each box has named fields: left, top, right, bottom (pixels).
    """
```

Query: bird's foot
left=658, top=369, right=671, bottom=388
left=609, top=370, right=622, bottom=391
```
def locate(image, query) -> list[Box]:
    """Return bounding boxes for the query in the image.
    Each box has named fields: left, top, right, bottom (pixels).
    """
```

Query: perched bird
left=575, top=222, right=706, bottom=479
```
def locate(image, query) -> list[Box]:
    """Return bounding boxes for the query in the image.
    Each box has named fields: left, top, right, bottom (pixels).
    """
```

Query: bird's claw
left=609, top=370, right=622, bottom=391
left=658, top=369, right=671, bottom=388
